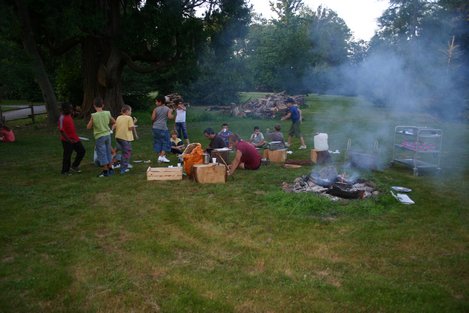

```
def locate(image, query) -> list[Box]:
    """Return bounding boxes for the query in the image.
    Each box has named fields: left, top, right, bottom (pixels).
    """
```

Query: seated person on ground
left=204, top=127, right=226, bottom=153
left=249, top=126, right=265, bottom=148
left=227, top=134, right=261, bottom=175
left=170, top=130, right=185, bottom=154
left=0, top=123, right=15, bottom=143
left=265, top=124, right=286, bottom=149
left=218, top=123, right=232, bottom=147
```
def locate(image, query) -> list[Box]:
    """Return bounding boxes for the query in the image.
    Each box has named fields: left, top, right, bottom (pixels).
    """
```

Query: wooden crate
left=146, top=166, right=183, bottom=181
left=193, top=164, right=227, bottom=184
left=263, top=149, right=287, bottom=163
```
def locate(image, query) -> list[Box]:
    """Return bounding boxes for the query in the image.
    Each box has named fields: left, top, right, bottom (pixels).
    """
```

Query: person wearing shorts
left=281, top=98, right=306, bottom=149
left=87, top=97, right=116, bottom=177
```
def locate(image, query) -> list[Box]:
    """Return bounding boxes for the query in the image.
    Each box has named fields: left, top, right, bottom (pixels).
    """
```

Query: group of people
left=59, top=96, right=306, bottom=177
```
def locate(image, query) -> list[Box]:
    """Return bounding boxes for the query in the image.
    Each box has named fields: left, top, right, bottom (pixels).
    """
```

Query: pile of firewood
left=165, top=93, right=185, bottom=109
left=207, top=92, right=305, bottom=119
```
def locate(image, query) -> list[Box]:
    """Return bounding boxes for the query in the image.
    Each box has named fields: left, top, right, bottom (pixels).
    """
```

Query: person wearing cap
left=281, top=98, right=306, bottom=149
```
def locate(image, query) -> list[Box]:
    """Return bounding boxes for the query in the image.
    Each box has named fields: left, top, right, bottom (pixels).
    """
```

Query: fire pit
left=282, top=166, right=379, bottom=201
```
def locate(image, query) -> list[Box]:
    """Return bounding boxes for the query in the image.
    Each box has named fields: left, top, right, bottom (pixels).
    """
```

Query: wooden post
left=30, top=104, right=35, bottom=123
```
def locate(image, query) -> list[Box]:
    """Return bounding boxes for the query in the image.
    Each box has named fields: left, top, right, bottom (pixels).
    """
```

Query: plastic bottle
left=314, top=133, right=329, bottom=151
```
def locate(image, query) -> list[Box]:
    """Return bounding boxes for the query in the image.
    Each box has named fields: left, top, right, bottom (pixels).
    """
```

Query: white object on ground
left=78, top=136, right=90, bottom=141
left=314, top=133, right=329, bottom=151
left=391, top=186, right=412, bottom=193
left=391, top=191, right=415, bottom=204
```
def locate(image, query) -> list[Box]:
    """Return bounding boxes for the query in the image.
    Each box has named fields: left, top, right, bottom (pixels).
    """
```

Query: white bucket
left=314, top=133, right=329, bottom=151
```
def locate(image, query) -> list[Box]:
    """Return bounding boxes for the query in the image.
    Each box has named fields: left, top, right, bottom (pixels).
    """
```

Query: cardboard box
left=263, top=149, right=287, bottom=163
left=311, top=149, right=331, bottom=165
left=211, top=148, right=231, bottom=165
left=193, top=164, right=227, bottom=184
left=311, top=149, right=318, bottom=163
left=147, top=166, right=183, bottom=181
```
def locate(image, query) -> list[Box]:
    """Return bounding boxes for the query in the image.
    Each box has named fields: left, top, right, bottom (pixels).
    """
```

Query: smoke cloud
left=302, top=34, right=468, bottom=175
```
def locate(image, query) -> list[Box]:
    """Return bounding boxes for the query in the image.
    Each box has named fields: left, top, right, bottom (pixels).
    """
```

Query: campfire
left=282, top=166, right=379, bottom=201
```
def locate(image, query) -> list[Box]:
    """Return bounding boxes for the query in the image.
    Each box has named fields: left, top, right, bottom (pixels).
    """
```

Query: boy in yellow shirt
left=114, top=105, right=135, bottom=174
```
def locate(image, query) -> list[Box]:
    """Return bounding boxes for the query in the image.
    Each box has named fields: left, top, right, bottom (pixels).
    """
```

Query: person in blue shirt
left=218, top=123, right=233, bottom=147
left=281, top=98, right=306, bottom=149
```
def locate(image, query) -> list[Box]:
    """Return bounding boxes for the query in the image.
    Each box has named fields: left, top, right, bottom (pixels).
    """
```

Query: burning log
left=327, top=182, right=365, bottom=199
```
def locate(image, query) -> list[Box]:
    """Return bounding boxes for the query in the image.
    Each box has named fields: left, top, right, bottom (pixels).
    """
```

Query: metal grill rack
left=391, top=126, right=442, bottom=176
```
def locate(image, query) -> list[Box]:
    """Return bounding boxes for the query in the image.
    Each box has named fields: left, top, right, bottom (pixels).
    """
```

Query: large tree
left=2, top=0, right=250, bottom=116
left=0, top=0, right=61, bottom=124
left=243, top=1, right=351, bottom=93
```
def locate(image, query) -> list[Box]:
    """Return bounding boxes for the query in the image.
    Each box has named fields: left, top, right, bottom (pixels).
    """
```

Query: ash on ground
left=282, top=166, right=379, bottom=201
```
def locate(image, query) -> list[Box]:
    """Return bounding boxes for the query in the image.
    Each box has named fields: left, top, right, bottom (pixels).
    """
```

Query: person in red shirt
left=227, top=134, right=261, bottom=175
left=0, top=124, right=15, bottom=143
left=58, top=103, right=86, bottom=175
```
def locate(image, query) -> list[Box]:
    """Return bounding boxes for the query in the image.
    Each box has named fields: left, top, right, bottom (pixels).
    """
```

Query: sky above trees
left=249, top=0, right=390, bottom=41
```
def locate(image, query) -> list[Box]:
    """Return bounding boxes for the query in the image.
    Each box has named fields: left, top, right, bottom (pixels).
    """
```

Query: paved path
left=1, top=105, right=47, bottom=121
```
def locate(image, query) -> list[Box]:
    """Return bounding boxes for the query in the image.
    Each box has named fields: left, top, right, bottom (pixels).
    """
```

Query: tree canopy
left=1, top=0, right=468, bottom=120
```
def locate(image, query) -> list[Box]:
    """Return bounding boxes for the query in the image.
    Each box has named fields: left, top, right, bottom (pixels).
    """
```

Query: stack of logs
left=208, top=92, right=305, bottom=119
left=165, top=93, right=185, bottom=109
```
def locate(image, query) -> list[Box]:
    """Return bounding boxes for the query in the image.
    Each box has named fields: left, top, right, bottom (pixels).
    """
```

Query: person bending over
left=227, top=134, right=261, bottom=176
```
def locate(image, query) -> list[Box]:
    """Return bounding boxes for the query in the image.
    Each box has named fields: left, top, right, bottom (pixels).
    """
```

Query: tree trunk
left=81, top=0, right=125, bottom=117
left=15, top=0, right=59, bottom=125
left=81, top=37, right=105, bottom=118
left=81, top=38, right=125, bottom=117
left=103, top=47, right=125, bottom=117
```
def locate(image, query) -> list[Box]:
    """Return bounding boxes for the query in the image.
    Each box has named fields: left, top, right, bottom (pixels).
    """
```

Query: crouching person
left=227, top=134, right=261, bottom=176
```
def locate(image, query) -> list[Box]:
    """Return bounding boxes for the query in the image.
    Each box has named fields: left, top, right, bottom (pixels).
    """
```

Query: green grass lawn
left=0, top=94, right=468, bottom=312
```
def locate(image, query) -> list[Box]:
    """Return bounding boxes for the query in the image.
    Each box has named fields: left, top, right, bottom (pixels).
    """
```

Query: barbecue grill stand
left=391, top=126, right=442, bottom=176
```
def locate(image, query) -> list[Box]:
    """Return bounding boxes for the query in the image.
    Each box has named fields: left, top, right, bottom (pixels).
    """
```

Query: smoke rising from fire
left=303, top=33, right=468, bottom=173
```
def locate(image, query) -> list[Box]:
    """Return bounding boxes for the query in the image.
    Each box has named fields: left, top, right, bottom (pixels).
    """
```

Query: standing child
left=281, top=98, right=306, bottom=149
left=174, top=99, right=190, bottom=145
left=87, top=97, right=116, bottom=177
left=152, top=95, right=174, bottom=163
left=114, top=104, right=135, bottom=174
left=58, top=103, right=86, bottom=175
left=218, top=123, right=232, bottom=147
